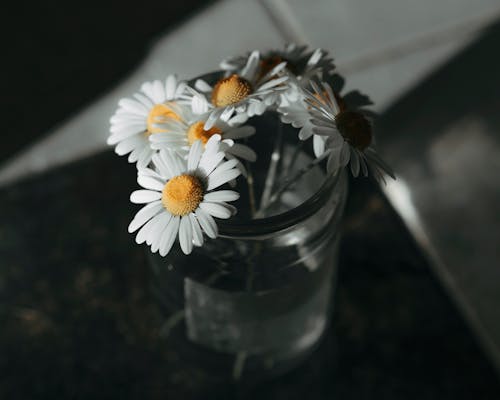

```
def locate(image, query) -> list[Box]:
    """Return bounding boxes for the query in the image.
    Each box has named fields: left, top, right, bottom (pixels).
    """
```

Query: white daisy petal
left=263, top=61, right=287, bottom=80
left=130, top=190, right=161, bottom=204
left=189, top=213, right=204, bottom=247
left=160, top=150, right=183, bottom=177
left=227, top=113, right=249, bottom=125
left=152, top=153, right=172, bottom=179
left=339, top=142, right=351, bottom=167
left=110, top=113, right=144, bottom=125
left=322, top=83, right=337, bottom=110
left=199, top=202, right=232, bottom=219
left=173, top=153, right=187, bottom=176
left=150, top=142, right=188, bottom=152
left=298, top=124, right=314, bottom=140
left=115, top=135, right=143, bottom=155
left=134, top=93, right=154, bottom=109
left=312, top=126, right=338, bottom=136
left=210, top=158, right=239, bottom=175
left=207, top=168, right=241, bottom=191
left=310, top=118, right=335, bottom=128
left=136, top=214, right=162, bottom=244
left=204, top=134, right=222, bottom=155
left=139, top=167, right=165, bottom=181
left=141, top=81, right=155, bottom=99
left=128, top=201, right=163, bottom=233
left=220, top=106, right=235, bottom=121
left=203, top=190, right=239, bottom=202
left=165, top=75, right=177, bottom=99
left=195, top=208, right=218, bottom=239
left=313, top=135, right=326, bottom=158
left=179, top=216, right=194, bottom=255
left=149, top=132, right=186, bottom=143
left=329, top=132, right=344, bottom=148
left=204, top=109, right=224, bottom=130
left=138, top=174, right=165, bottom=191
left=118, top=98, right=148, bottom=116
left=224, top=203, right=237, bottom=216
left=128, top=148, right=141, bottom=163
left=152, top=80, right=166, bottom=103
left=175, top=81, right=187, bottom=98
left=108, top=124, right=147, bottom=143
left=188, top=140, right=203, bottom=171
left=257, top=76, right=288, bottom=92
left=109, top=120, right=146, bottom=136
left=227, top=143, right=256, bottom=162
left=195, top=79, right=213, bottom=93
left=241, top=50, right=260, bottom=80
left=137, top=148, right=153, bottom=169
left=223, top=126, right=255, bottom=140
left=192, top=94, right=209, bottom=114
left=159, top=216, right=180, bottom=256
left=147, top=213, right=172, bottom=246
left=327, top=150, right=341, bottom=173
left=199, top=151, right=225, bottom=177
left=307, top=48, right=322, bottom=67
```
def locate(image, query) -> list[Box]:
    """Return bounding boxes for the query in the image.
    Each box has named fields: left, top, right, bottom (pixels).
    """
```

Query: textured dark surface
left=0, top=152, right=499, bottom=399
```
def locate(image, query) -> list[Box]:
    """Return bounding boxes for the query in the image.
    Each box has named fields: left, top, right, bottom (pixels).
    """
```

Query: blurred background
left=2, top=0, right=500, bottom=398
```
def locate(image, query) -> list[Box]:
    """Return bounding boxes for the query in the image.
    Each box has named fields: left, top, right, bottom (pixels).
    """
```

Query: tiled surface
left=285, top=0, right=500, bottom=107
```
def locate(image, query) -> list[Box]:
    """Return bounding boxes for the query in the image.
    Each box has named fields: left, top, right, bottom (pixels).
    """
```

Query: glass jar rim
left=218, top=170, right=346, bottom=238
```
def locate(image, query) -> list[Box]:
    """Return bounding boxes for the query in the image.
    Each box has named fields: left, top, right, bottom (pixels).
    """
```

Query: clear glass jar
left=149, top=96, right=348, bottom=383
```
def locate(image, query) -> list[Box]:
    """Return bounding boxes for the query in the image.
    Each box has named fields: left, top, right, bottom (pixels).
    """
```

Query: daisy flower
left=221, top=44, right=335, bottom=83
left=188, top=50, right=290, bottom=129
left=222, top=44, right=336, bottom=107
left=148, top=102, right=257, bottom=169
left=304, top=80, right=394, bottom=181
left=128, top=135, right=241, bottom=256
left=107, top=75, right=188, bottom=168
left=279, top=73, right=375, bottom=157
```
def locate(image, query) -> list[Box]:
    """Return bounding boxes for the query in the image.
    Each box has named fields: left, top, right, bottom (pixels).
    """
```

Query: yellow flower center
left=211, top=74, right=253, bottom=107
left=146, top=103, right=181, bottom=135
left=162, top=174, right=204, bottom=216
left=187, top=121, right=222, bottom=145
left=335, top=110, right=372, bottom=150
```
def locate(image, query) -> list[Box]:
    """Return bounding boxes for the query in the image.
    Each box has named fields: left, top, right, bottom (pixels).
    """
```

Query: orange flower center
left=187, top=121, right=222, bottom=145
left=335, top=111, right=372, bottom=150
left=162, top=174, right=204, bottom=216
left=211, top=74, right=252, bottom=107
left=146, top=103, right=181, bottom=135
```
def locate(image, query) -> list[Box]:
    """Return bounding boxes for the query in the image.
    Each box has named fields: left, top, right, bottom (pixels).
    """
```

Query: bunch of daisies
left=108, top=44, right=393, bottom=257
